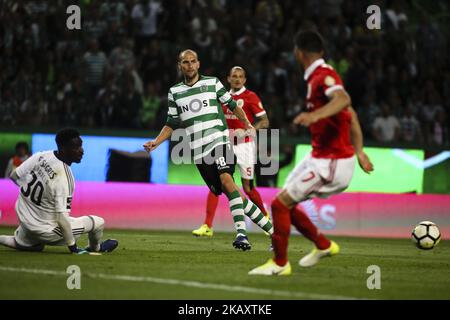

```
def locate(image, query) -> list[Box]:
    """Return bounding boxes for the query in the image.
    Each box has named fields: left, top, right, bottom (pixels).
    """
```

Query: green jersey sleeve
left=216, top=78, right=236, bottom=111
left=165, top=91, right=180, bottom=129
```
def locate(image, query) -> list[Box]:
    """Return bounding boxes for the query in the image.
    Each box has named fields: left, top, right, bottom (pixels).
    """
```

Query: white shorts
left=284, top=153, right=355, bottom=202
left=14, top=216, right=94, bottom=248
left=233, top=141, right=256, bottom=180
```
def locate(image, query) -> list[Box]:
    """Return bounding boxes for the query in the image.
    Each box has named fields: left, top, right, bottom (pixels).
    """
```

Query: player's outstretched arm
left=254, top=114, right=269, bottom=130
left=314, top=89, right=351, bottom=121
left=349, top=106, right=374, bottom=174
left=233, top=106, right=255, bottom=132
left=294, top=89, right=351, bottom=127
left=143, top=125, right=173, bottom=153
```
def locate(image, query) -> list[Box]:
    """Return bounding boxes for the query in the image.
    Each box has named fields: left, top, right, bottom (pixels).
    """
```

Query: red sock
left=246, top=188, right=269, bottom=217
left=204, top=191, right=219, bottom=228
left=290, top=205, right=331, bottom=250
left=271, top=198, right=291, bottom=266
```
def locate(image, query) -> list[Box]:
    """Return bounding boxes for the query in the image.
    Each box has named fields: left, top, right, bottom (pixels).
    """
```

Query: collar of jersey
left=304, top=58, right=325, bottom=80
left=230, top=86, right=246, bottom=96
left=52, top=150, right=69, bottom=166
left=182, top=75, right=205, bottom=87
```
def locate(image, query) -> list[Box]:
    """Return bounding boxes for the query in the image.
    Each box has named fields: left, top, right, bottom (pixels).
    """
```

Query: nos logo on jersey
left=180, top=99, right=208, bottom=114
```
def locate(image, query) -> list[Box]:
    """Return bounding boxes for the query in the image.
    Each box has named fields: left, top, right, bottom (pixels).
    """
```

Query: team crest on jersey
left=324, top=76, right=336, bottom=86
left=200, top=84, right=208, bottom=93
left=236, top=99, right=244, bottom=108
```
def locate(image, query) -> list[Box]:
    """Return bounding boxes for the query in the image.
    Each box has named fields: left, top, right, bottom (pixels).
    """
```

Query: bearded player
left=192, top=66, right=270, bottom=237
left=249, top=30, right=374, bottom=275
left=144, top=50, right=273, bottom=251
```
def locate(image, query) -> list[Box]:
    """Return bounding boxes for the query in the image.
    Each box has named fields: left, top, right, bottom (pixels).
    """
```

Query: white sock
left=0, top=235, right=17, bottom=249
left=84, top=216, right=104, bottom=251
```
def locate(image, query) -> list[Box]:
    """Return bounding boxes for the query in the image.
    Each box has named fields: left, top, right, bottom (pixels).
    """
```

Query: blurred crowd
left=0, top=0, right=449, bottom=146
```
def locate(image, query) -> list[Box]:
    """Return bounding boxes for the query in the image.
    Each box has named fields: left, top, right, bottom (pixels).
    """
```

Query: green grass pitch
left=0, top=226, right=449, bottom=300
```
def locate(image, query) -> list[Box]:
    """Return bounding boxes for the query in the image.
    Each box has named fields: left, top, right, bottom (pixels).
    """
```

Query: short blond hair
left=178, top=49, right=199, bottom=62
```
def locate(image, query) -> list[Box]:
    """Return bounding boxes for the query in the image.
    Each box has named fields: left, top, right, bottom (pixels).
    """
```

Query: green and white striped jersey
left=166, top=75, right=237, bottom=161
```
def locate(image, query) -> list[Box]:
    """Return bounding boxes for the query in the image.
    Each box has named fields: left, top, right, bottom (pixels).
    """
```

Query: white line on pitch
left=0, top=266, right=366, bottom=300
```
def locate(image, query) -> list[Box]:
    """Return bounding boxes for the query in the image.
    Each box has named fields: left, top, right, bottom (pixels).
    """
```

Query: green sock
left=243, top=198, right=274, bottom=235
left=227, top=191, right=247, bottom=237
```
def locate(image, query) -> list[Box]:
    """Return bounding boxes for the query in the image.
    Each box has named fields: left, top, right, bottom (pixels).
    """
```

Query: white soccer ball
left=411, top=221, right=441, bottom=250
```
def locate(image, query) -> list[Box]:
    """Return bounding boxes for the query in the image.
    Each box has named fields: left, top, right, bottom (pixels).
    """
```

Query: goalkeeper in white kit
left=0, top=128, right=118, bottom=254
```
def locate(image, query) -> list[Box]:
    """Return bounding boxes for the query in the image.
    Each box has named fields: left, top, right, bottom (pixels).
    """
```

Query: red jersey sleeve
left=320, top=66, right=345, bottom=98
left=247, top=92, right=266, bottom=118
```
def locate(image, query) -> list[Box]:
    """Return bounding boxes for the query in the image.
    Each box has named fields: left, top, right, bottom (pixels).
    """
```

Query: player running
left=144, top=50, right=273, bottom=251
left=192, top=66, right=271, bottom=238
left=0, top=128, right=118, bottom=254
left=249, top=30, right=374, bottom=275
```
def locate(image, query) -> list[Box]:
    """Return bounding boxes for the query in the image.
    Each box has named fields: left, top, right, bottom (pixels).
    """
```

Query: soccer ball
left=411, top=221, right=441, bottom=250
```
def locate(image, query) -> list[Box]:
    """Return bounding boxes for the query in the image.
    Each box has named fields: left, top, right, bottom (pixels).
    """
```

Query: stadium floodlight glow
left=392, top=149, right=450, bottom=169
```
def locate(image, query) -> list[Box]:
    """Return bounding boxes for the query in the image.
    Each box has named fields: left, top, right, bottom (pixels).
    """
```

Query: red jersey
left=304, top=59, right=354, bottom=159
left=12, top=155, right=26, bottom=167
left=222, top=87, right=266, bottom=143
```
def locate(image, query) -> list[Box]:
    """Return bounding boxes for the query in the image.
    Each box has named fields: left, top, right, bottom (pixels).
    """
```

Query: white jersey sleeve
left=15, top=152, right=42, bottom=179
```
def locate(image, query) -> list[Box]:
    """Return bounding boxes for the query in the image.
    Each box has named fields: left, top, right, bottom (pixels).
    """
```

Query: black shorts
left=196, top=143, right=236, bottom=195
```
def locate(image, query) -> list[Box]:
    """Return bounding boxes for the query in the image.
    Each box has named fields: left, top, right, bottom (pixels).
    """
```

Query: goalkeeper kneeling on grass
left=0, top=128, right=118, bottom=255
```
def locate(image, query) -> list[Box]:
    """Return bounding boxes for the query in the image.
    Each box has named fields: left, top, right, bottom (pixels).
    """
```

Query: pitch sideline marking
left=0, top=265, right=366, bottom=300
